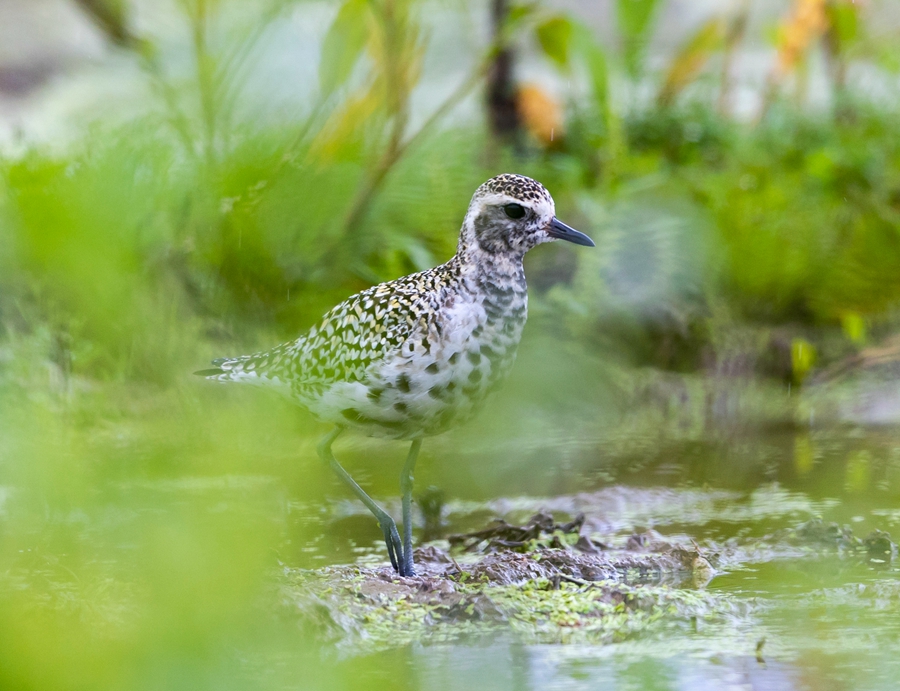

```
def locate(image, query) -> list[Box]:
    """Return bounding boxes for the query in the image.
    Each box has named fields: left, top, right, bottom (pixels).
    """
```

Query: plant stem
left=485, top=0, right=520, bottom=145
left=339, top=56, right=491, bottom=237
left=188, top=0, right=218, bottom=166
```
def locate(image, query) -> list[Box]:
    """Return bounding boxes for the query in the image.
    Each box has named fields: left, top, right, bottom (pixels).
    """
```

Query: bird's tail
left=194, top=343, right=293, bottom=389
left=193, top=355, right=254, bottom=381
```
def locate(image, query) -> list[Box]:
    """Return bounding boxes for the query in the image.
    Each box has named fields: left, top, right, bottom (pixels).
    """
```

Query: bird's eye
left=503, top=203, right=526, bottom=219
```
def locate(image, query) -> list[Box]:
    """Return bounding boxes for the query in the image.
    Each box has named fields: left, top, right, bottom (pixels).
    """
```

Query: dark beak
left=547, top=217, right=595, bottom=247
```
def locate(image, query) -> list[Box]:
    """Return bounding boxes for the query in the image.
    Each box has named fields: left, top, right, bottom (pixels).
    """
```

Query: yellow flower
left=775, top=0, right=828, bottom=76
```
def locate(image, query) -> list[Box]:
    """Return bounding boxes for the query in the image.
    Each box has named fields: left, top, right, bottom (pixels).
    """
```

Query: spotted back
left=199, top=173, right=566, bottom=439
left=203, top=262, right=456, bottom=393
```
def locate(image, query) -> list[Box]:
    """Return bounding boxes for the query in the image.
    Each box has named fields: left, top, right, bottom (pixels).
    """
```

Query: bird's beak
left=547, top=217, right=595, bottom=247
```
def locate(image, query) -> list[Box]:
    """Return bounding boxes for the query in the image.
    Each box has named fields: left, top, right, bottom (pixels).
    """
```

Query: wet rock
left=689, top=554, right=716, bottom=588
left=864, top=530, right=895, bottom=561
left=626, top=529, right=672, bottom=551
left=438, top=593, right=506, bottom=622
left=574, top=535, right=607, bottom=553
left=280, top=554, right=750, bottom=654
left=788, top=518, right=860, bottom=549
left=558, top=513, right=586, bottom=533
left=466, top=551, right=559, bottom=585
left=447, top=511, right=585, bottom=553
left=774, top=520, right=897, bottom=562
left=280, top=508, right=765, bottom=654
left=358, top=578, right=427, bottom=601
left=414, top=544, right=455, bottom=564
left=463, top=550, right=618, bottom=585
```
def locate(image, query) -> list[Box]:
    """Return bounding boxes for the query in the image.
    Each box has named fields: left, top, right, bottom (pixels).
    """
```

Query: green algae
left=280, top=561, right=747, bottom=653
left=279, top=513, right=750, bottom=655
left=487, top=578, right=742, bottom=645
left=278, top=506, right=899, bottom=656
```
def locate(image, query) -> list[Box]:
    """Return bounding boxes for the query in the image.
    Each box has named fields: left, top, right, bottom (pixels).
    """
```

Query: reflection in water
left=412, top=640, right=806, bottom=691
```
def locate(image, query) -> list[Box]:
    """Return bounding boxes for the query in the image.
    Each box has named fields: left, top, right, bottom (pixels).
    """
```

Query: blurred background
left=2, top=0, right=900, bottom=689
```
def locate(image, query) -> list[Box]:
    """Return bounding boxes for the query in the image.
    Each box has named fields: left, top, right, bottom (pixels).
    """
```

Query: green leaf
left=657, top=18, right=724, bottom=107
left=791, top=337, right=817, bottom=384
left=572, top=23, right=609, bottom=119
left=536, top=16, right=574, bottom=70
left=507, top=2, right=537, bottom=29
left=616, top=0, right=661, bottom=76
left=840, top=312, right=866, bottom=344
left=570, top=22, right=623, bottom=178
left=826, top=2, right=859, bottom=45
left=616, top=0, right=661, bottom=40
left=319, top=0, right=370, bottom=94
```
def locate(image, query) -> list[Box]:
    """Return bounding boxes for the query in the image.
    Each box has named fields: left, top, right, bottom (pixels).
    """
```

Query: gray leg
left=317, top=427, right=404, bottom=573
left=400, top=439, right=422, bottom=577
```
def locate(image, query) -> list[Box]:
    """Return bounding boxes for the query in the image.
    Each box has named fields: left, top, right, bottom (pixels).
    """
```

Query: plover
left=197, top=174, right=594, bottom=576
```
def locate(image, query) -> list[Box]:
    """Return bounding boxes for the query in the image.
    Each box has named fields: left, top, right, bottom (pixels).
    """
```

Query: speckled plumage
left=200, top=174, right=581, bottom=440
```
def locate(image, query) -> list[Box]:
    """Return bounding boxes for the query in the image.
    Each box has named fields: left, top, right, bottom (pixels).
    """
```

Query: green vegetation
left=1, top=0, right=900, bottom=689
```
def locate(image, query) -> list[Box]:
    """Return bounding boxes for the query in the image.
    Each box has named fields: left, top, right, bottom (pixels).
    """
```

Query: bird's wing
left=198, top=267, right=445, bottom=388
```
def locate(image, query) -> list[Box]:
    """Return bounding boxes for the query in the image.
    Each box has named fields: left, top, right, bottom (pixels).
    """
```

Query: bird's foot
left=399, top=548, right=416, bottom=578
left=379, top=520, right=416, bottom=576
left=379, top=519, right=406, bottom=574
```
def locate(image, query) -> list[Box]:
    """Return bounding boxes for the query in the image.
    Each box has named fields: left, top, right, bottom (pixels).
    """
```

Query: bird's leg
left=399, top=439, right=422, bottom=577
left=317, top=427, right=404, bottom=573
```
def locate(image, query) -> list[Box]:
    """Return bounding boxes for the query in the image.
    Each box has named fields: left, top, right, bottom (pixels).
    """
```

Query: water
left=3, top=367, right=900, bottom=690
left=290, top=424, right=900, bottom=691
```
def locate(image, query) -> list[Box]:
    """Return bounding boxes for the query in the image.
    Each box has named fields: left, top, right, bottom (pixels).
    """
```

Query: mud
left=279, top=509, right=898, bottom=653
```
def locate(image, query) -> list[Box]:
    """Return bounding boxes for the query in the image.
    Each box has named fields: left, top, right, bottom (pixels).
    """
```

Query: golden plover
left=197, top=174, right=594, bottom=576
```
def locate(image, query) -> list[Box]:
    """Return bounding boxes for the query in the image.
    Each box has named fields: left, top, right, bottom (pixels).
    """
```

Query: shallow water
left=4, top=375, right=900, bottom=690
left=294, top=424, right=900, bottom=691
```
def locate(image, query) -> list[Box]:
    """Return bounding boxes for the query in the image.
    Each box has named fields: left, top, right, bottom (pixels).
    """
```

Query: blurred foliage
left=616, top=0, right=663, bottom=79
left=657, top=17, right=725, bottom=108
left=1, top=0, right=900, bottom=687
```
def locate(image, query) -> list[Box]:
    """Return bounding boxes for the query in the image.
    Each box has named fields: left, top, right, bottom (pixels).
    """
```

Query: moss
left=280, top=540, right=747, bottom=653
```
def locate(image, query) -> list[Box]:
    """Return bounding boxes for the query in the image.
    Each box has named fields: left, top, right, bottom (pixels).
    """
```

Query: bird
left=196, top=174, right=594, bottom=577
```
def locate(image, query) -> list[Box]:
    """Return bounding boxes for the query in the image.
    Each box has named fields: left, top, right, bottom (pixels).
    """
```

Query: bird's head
left=460, top=174, right=594, bottom=258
